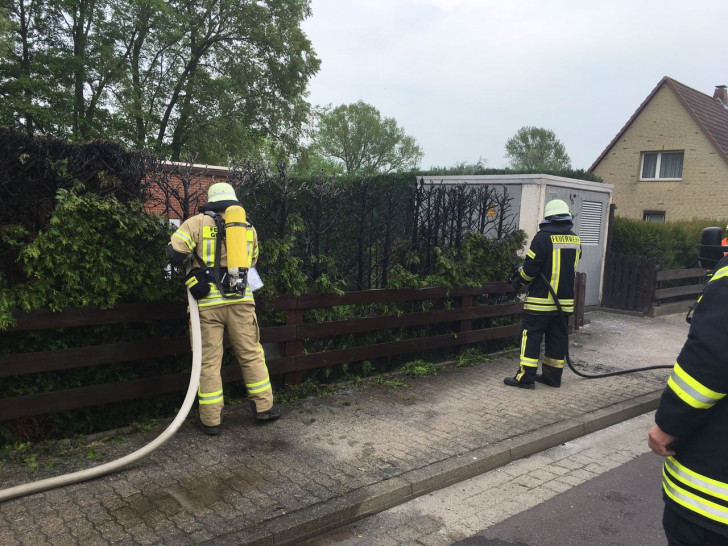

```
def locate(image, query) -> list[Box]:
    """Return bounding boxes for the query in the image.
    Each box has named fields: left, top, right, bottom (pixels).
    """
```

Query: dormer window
left=640, top=151, right=684, bottom=180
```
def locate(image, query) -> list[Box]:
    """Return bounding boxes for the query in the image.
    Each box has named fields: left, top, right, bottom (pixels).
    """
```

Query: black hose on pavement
left=541, top=273, right=674, bottom=378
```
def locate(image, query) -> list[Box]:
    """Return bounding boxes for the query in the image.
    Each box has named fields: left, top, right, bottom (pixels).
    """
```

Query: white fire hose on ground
left=0, top=290, right=202, bottom=503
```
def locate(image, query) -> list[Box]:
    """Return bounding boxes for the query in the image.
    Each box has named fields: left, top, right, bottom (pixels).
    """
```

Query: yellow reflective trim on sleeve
left=520, top=269, right=535, bottom=282
left=667, top=362, right=726, bottom=409
left=172, top=230, right=195, bottom=251
left=526, top=249, right=536, bottom=259
left=185, top=277, right=199, bottom=288
left=708, top=265, right=728, bottom=282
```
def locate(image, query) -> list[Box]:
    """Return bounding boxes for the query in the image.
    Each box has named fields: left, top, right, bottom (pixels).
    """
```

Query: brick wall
left=592, top=85, right=728, bottom=221
left=144, top=164, right=231, bottom=222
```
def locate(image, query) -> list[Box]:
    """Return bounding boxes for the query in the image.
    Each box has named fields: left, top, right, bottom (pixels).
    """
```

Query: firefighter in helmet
left=649, top=232, right=728, bottom=544
left=505, top=198, right=582, bottom=389
left=166, top=182, right=280, bottom=434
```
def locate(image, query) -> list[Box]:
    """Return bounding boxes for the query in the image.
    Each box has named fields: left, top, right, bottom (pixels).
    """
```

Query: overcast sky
left=300, top=0, right=726, bottom=171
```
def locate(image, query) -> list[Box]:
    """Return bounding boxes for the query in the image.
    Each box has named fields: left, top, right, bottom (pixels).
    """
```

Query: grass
left=374, top=374, right=407, bottom=388
left=275, top=380, right=334, bottom=404
left=400, top=359, right=438, bottom=377
left=129, top=421, right=153, bottom=433
left=455, top=348, right=491, bottom=367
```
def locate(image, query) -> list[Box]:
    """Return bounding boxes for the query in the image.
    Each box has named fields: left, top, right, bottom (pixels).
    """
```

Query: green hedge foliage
left=611, top=216, right=726, bottom=270
left=1, top=190, right=180, bottom=328
left=0, top=133, right=531, bottom=442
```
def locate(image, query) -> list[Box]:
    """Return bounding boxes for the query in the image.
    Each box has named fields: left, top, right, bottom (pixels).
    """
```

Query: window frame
left=639, top=151, right=684, bottom=181
left=643, top=210, right=666, bottom=223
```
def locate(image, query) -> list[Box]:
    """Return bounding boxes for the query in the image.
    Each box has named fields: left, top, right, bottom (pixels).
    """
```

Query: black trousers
left=518, top=312, right=568, bottom=370
left=663, top=505, right=728, bottom=546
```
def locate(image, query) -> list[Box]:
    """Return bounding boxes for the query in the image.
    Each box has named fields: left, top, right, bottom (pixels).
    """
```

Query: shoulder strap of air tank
left=205, top=211, right=232, bottom=298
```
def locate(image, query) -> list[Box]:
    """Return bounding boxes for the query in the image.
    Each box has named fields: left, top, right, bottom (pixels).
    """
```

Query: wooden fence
left=602, top=253, right=706, bottom=313
left=1, top=279, right=586, bottom=422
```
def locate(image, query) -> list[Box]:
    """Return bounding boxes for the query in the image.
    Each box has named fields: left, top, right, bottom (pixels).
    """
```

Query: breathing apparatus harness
left=187, top=205, right=252, bottom=300
left=515, top=225, right=727, bottom=379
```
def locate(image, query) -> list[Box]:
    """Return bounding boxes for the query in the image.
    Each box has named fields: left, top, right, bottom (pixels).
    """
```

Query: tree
left=429, top=157, right=488, bottom=175
left=0, top=0, right=320, bottom=163
left=504, top=126, right=571, bottom=172
left=0, top=6, right=11, bottom=59
left=312, top=101, right=423, bottom=175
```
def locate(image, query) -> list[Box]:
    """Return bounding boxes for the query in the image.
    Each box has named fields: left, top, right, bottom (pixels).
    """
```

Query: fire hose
left=0, top=203, right=254, bottom=503
left=0, top=289, right=202, bottom=503
left=541, top=273, right=673, bottom=378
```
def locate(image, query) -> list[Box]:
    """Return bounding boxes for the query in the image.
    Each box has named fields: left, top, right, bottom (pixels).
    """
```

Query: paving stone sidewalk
left=0, top=310, right=690, bottom=545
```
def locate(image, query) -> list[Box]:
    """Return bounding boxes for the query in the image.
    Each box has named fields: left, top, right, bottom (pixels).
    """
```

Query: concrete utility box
left=418, top=174, right=613, bottom=307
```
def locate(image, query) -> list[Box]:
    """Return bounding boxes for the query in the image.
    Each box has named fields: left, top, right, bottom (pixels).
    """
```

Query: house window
left=643, top=210, right=665, bottom=222
left=640, top=151, right=684, bottom=180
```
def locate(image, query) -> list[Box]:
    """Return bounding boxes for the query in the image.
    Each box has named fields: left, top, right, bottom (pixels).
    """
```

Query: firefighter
left=648, top=253, right=728, bottom=544
left=166, top=182, right=280, bottom=435
left=505, top=199, right=581, bottom=389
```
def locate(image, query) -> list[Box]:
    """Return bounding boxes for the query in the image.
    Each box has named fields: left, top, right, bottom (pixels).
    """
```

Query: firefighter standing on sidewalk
left=505, top=199, right=581, bottom=390
left=648, top=253, right=728, bottom=544
left=166, top=182, right=280, bottom=435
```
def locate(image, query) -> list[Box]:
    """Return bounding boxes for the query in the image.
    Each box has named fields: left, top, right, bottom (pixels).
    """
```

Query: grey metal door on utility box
left=545, top=186, right=608, bottom=307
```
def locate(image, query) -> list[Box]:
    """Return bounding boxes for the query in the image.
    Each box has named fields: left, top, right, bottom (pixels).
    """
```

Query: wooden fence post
left=648, top=260, right=662, bottom=312
left=602, top=252, right=613, bottom=308
left=637, top=257, right=657, bottom=313
left=283, top=307, right=304, bottom=386
left=458, top=295, right=473, bottom=353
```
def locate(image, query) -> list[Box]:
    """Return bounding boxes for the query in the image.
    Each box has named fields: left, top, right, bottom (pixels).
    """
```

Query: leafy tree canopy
left=427, top=157, right=488, bottom=175
left=504, top=126, right=571, bottom=172
left=312, top=101, right=424, bottom=176
left=0, top=6, right=10, bottom=59
left=0, top=0, right=320, bottom=163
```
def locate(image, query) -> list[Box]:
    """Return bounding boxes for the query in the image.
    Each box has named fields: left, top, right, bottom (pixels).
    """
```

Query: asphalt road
left=306, top=413, right=668, bottom=545
left=455, top=452, right=665, bottom=546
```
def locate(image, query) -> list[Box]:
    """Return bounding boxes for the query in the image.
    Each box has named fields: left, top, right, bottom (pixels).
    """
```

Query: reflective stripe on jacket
left=170, top=213, right=258, bottom=307
left=519, top=222, right=581, bottom=314
left=655, top=259, right=728, bottom=534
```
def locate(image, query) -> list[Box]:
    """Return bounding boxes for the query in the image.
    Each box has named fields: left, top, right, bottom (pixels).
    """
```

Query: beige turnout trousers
left=197, top=302, right=273, bottom=426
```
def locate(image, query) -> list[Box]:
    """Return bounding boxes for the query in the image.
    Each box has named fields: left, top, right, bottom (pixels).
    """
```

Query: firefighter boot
left=535, top=363, right=563, bottom=388
left=249, top=400, right=281, bottom=422
left=504, top=366, right=536, bottom=390
left=199, top=409, right=223, bottom=436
